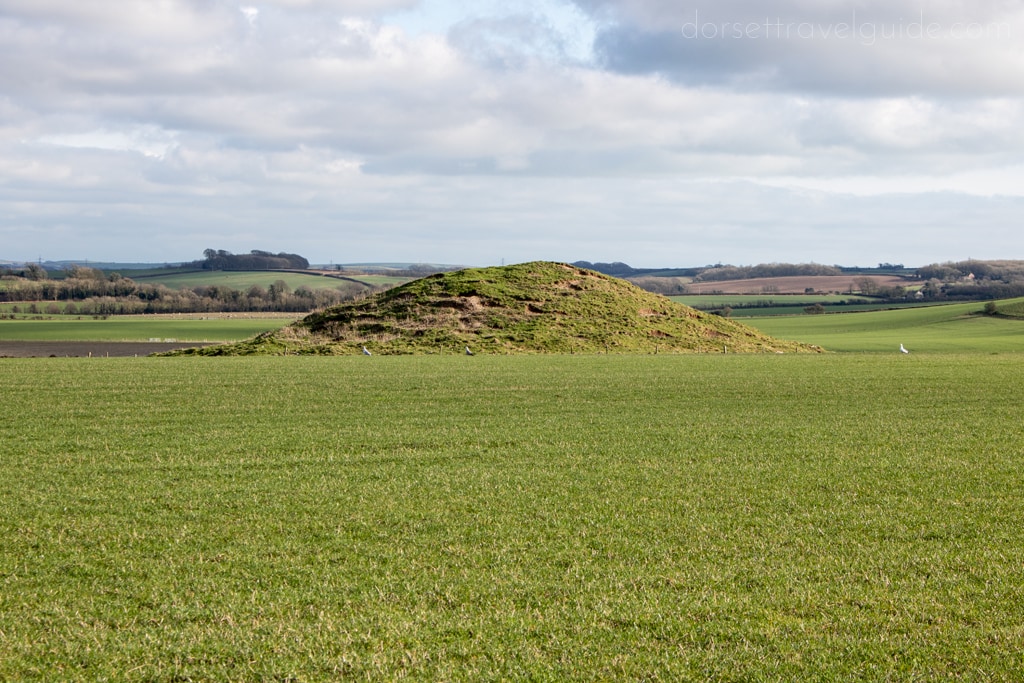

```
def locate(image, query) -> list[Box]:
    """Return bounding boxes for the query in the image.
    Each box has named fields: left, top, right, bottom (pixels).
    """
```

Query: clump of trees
left=917, top=260, right=1024, bottom=283
left=20, top=263, right=49, bottom=281
left=915, top=260, right=1024, bottom=301
left=849, top=277, right=910, bottom=299
left=195, top=249, right=310, bottom=271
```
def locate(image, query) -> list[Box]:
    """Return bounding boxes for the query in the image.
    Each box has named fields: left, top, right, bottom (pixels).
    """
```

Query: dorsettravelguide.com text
left=681, top=11, right=1011, bottom=46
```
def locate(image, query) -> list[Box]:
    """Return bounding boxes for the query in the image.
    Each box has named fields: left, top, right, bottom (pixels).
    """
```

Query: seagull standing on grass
left=362, top=346, right=372, bottom=356
left=900, top=343, right=909, bottom=354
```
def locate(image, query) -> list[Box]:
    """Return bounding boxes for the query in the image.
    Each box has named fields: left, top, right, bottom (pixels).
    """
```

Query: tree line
left=917, top=260, right=1024, bottom=283
left=914, top=260, right=1024, bottom=301
left=0, top=265, right=371, bottom=314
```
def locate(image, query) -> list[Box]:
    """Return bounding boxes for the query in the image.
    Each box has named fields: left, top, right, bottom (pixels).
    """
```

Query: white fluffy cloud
left=0, top=0, right=1022, bottom=265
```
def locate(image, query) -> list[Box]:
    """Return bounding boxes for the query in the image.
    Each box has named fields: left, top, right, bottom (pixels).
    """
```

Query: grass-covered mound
left=180, top=262, right=822, bottom=355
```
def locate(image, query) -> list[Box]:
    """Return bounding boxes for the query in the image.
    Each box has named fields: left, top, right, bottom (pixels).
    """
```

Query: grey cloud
left=575, top=0, right=1024, bottom=96
left=594, top=26, right=1024, bottom=96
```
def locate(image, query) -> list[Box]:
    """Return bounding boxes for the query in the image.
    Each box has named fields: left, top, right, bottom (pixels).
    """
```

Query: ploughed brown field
left=0, top=341, right=215, bottom=358
left=685, top=275, right=912, bottom=294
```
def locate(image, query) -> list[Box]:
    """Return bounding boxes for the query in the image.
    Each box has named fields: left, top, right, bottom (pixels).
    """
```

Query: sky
left=2, top=0, right=1023, bottom=268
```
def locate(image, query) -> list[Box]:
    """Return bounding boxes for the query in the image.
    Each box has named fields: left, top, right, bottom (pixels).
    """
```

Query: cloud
left=0, top=0, right=1021, bottom=265
left=10, top=0, right=1015, bottom=180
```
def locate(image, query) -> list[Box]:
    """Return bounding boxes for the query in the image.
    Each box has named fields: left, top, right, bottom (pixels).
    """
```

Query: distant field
left=745, top=298, right=1024, bottom=353
left=129, top=270, right=374, bottom=290
left=336, top=273, right=412, bottom=287
left=2, top=354, right=1023, bottom=679
left=0, top=315, right=298, bottom=342
left=670, top=294, right=861, bottom=307
left=727, top=303, right=937, bottom=318
left=680, top=300, right=945, bottom=318
left=668, top=294, right=887, bottom=316
left=683, top=274, right=913, bottom=295
left=4, top=299, right=1019, bottom=353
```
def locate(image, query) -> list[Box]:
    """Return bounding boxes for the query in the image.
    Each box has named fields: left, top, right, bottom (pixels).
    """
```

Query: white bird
left=465, top=346, right=474, bottom=356
left=362, top=346, right=372, bottom=355
left=900, top=343, right=909, bottom=354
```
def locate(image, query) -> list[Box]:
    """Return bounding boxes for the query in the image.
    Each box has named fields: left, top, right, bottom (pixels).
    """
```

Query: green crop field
left=744, top=298, right=1024, bottom=353
left=2, top=353, right=1024, bottom=680
left=0, top=316, right=299, bottom=342
left=998, top=299, right=1024, bottom=318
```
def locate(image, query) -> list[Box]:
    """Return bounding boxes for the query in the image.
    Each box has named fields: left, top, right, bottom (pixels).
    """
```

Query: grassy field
left=128, top=271, right=376, bottom=290
left=2, top=354, right=1024, bottom=680
left=0, top=315, right=299, bottom=342
left=997, top=299, right=1024, bottom=318
left=745, top=298, right=1024, bottom=353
